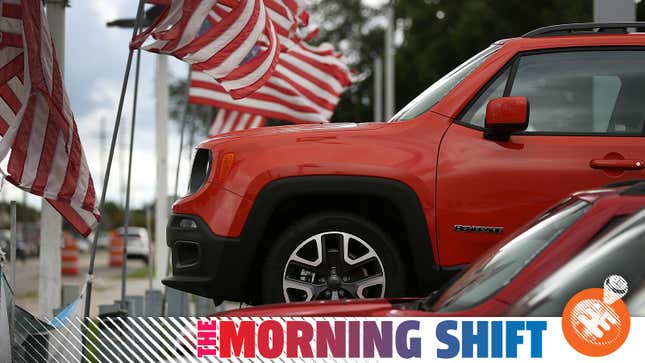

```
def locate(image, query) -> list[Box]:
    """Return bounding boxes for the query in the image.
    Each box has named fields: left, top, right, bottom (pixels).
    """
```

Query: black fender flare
left=240, top=175, right=438, bottom=295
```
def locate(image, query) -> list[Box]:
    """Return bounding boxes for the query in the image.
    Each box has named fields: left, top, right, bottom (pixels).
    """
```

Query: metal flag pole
left=121, top=47, right=142, bottom=310
left=84, top=0, right=145, bottom=318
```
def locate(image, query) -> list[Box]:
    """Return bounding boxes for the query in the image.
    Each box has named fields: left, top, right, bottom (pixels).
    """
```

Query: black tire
left=261, top=212, right=406, bottom=304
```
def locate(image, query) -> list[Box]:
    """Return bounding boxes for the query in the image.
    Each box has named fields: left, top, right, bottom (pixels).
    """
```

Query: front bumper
left=162, top=214, right=253, bottom=301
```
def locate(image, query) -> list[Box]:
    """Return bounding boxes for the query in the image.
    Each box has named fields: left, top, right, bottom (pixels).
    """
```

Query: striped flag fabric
left=208, top=109, right=266, bottom=137
left=0, top=0, right=99, bottom=236
left=132, top=0, right=281, bottom=99
left=190, top=41, right=352, bottom=124
left=133, top=0, right=317, bottom=99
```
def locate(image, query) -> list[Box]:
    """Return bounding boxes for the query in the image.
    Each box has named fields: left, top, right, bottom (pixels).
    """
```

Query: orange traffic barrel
left=61, top=231, right=80, bottom=275
left=109, top=230, right=124, bottom=267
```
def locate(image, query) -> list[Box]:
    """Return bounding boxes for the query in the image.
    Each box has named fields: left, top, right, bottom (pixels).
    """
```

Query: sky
left=0, top=0, right=388, bottom=211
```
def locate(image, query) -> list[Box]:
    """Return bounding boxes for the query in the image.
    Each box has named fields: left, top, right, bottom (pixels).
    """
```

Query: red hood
left=199, top=122, right=387, bottom=147
left=215, top=298, right=418, bottom=317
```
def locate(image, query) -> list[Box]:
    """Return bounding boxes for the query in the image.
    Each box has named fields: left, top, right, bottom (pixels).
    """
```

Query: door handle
left=590, top=159, right=645, bottom=170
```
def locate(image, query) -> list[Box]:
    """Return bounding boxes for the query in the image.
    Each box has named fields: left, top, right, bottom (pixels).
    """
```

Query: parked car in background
left=166, top=23, right=645, bottom=305
left=117, top=227, right=151, bottom=264
left=508, top=205, right=645, bottom=317
left=217, top=182, right=645, bottom=317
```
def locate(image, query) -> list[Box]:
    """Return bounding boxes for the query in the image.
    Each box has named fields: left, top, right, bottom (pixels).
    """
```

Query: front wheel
left=261, top=213, right=406, bottom=304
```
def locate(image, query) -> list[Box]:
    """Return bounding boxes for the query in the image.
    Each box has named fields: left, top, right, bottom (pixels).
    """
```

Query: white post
left=373, top=57, right=383, bottom=122
left=39, top=0, right=65, bottom=317
left=384, top=4, right=396, bottom=120
left=154, top=55, right=169, bottom=289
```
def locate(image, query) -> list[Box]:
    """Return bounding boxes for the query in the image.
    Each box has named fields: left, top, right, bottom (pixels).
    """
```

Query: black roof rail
left=523, top=22, right=645, bottom=38
left=621, top=181, right=645, bottom=196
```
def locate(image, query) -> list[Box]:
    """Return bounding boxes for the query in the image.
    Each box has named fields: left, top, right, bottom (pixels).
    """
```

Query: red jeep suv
left=165, top=23, right=645, bottom=305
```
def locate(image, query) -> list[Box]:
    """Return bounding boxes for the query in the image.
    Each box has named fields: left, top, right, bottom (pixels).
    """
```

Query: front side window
left=434, top=199, right=590, bottom=313
left=391, top=44, right=501, bottom=122
left=459, top=49, right=645, bottom=135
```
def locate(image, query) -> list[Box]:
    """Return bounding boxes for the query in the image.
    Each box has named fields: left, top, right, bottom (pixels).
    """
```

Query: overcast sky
left=1, top=0, right=387, bottom=210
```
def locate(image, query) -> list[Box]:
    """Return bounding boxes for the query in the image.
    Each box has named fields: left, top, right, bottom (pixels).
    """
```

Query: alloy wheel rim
left=282, top=231, right=386, bottom=302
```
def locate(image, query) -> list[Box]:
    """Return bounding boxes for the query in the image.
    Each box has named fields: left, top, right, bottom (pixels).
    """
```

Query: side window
left=459, top=68, right=510, bottom=127
left=459, top=50, right=645, bottom=135
left=510, top=51, right=645, bottom=134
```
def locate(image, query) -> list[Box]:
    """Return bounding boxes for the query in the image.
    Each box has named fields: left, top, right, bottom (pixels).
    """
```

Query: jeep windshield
left=419, top=198, right=590, bottom=312
left=389, top=43, right=501, bottom=122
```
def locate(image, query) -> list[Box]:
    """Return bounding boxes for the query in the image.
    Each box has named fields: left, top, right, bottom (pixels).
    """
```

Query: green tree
left=394, top=0, right=592, bottom=110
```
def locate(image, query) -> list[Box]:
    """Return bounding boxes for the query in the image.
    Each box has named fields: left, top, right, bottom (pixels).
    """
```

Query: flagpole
left=120, top=47, right=142, bottom=310
left=84, top=0, right=145, bottom=318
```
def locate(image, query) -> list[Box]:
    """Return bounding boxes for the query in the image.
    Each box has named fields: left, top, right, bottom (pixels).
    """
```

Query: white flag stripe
left=7, top=77, right=25, bottom=100
left=0, top=100, right=16, bottom=124
left=20, top=94, right=49, bottom=188
left=281, top=53, right=346, bottom=94
left=176, top=0, right=217, bottom=51
left=0, top=16, right=21, bottom=34
left=43, top=132, right=67, bottom=197
left=209, top=109, right=266, bottom=137
left=235, top=112, right=251, bottom=130
left=201, top=3, right=267, bottom=78
left=182, top=0, right=244, bottom=64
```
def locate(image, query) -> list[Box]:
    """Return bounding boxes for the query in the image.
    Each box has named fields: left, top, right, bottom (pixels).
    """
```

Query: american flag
left=189, top=41, right=352, bottom=124
left=208, top=109, right=266, bottom=137
left=132, top=0, right=283, bottom=99
left=0, top=0, right=99, bottom=236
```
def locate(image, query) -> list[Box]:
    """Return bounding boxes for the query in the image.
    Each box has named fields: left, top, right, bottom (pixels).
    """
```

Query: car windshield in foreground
left=508, top=208, right=645, bottom=317
left=389, top=43, right=501, bottom=122
left=430, top=198, right=591, bottom=313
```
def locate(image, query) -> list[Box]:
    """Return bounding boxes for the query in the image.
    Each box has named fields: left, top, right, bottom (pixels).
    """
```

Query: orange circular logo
left=562, top=278, right=631, bottom=357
